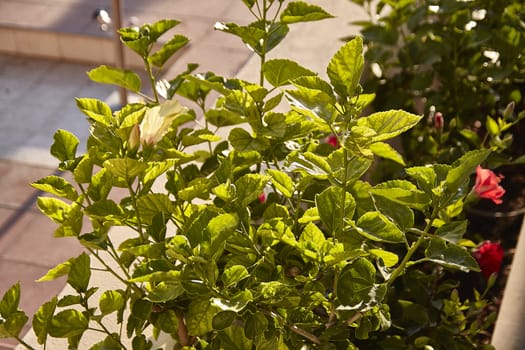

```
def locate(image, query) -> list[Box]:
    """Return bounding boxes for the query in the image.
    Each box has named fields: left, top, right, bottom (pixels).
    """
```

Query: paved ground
left=0, top=1, right=365, bottom=348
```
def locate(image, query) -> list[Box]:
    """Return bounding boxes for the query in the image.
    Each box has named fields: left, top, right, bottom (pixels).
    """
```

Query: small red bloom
left=258, top=192, right=266, bottom=203
left=474, top=166, right=505, bottom=204
left=327, top=134, right=340, bottom=148
left=473, top=242, right=504, bottom=279
left=434, top=111, right=444, bottom=130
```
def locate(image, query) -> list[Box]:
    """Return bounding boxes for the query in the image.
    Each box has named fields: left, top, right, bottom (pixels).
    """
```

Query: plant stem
left=15, top=336, right=36, bottom=350
left=144, top=59, right=160, bottom=103
left=387, top=207, right=439, bottom=286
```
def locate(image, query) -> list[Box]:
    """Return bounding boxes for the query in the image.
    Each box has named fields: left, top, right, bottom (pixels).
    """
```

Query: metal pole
left=112, top=0, right=127, bottom=106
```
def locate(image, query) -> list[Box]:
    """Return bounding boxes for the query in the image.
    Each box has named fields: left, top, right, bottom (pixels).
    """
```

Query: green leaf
left=281, top=1, right=334, bottom=24
left=103, top=158, right=148, bottom=182
left=67, top=253, right=91, bottom=293
left=316, top=187, right=356, bottom=234
left=266, top=169, right=294, bottom=197
left=229, top=128, right=270, bottom=151
left=99, top=290, right=125, bottom=315
left=50, top=129, right=79, bottom=162
left=212, top=311, right=237, bottom=330
left=36, top=197, right=71, bottom=224
left=354, top=211, right=405, bottom=243
left=33, top=177, right=79, bottom=203
left=327, top=37, right=364, bottom=98
left=262, top=59, right=316, bottom=87
left=75, top=98, right=113, bottom=126
left=87, top=65, right=141, bottom=93
left=370, top=181, right=430, bottom=211
left=222, top=265, right=249, bottom=288
left=241, top=0, right=256, bottom=8
left=186, top=298, right=221, bottom=336
left=235, top=174, right=270, bottom=207
left=178, top=178, right=212, bottom=202
left=357, top=110, right=422, bottom=142
left=87, top=168, right=113, bottom=201
left=73, top=154, right=95, bottom=184
left=32, top=297, right=57, bottom=345
left=299, top=223, right=327, bottom=260
left=369, top=142, right=405, bottom=165
left=0, top=282, right=21, bottom=317
left=208, top=213, right=239, bottom=241
left=149, top=19, right=181, bottom=41
left=425, top=238, right=480, bottom=272
left=147, top=281, right=184, bottom=303
left=216, top=21, right=289, bottom=56
left=49, top=309, right=89, bottom=338
left=37, top=260, right=71, bottom=282
left=286, top=87, right=337, bottom=123
left=85, top=199, right=124, bottom=219
left=206, top=108, right=244, bottom=127
left=135, top=193, right=174, bottom=224
left=435, top=221, right=468, bottom=244
left=217, top=325, right=253, bottom=350
left=337, top=258, right=375, bottom=306
left=0, top=311, right=28, bottom=338
left=369, top=249, right=398, bottom=267
left=445, top=149, right=490, bottom=195
left=148, top=34, right=189, bottom=68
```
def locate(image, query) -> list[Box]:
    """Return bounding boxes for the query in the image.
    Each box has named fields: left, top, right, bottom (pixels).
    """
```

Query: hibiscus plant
left=1, top=1, right=501, bottom=349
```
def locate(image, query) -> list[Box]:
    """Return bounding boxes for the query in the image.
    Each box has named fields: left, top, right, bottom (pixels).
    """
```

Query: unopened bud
left=503, top=101, right=515, bottom=120
left=128, top=124, right=140, bottom=150
left=434, top=112, right=444, bottom=131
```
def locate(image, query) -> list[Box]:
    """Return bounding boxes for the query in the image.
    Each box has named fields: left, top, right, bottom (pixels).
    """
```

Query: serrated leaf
left=148, top=19, right=181, bottom=40
left=87, top=65, right=141, bottom=93
left=337, top=258, right=375, bottom=306
left=50, top=129, right=79, bottom=162
left=186, top=299, right=221, bottom=336
left=435, top=220, right=468, bottom=244
left=148, top=34, right=189, bottom=68
left=445, top=149, right=490, bottom=195
left=85, top=199, right=124, bottom=219
left=99, top=290, right=125, bottom=315
left=67, top=253, right=91, bottom=293
left=0, top=311, right=28, bottom=338
left=235, top=174, right=269, bottom=207
left=36, top=197, right=71, bottom=224
left=327, top=37, right=364, bottom=98
left=281, top=1, right=334, bottom=24
left=0, top=282, right=21, bottom=317
left=37, top=260, right=71, bottom=282
left=222, top=265, right=249, bottom=288
left=370, top=181, right=429, bottom=211
left=425, top=238, right=480, bottom=272
left=266, top=169, right=294, bottom=197
left=316, top=187, right=356, bottom=234
left=32, top=176, right=78, bottom=201
left=212, top=311, right=236, bottom=330
left=75, top=97, right=113, bottom=126
left=32, top=297, right=57, bottom=345
left=49, top=309, right=89, bottom=338
left=354, top=211, right=405, bottom=243
left=229, top=128, right=270, bottom=152
left=369, top=142, right=405, bottom=165
left=369, top=249, right=398, bottom=267
left=286, top=87, right=337, bottom=123
left=205, top=108, right=245, bottom=127
left=103, top=158, right=148, bottom=181
left=357, top=110, right=422, bottom=142
left=73, top=154, right=94, bottom=184
left=263, top=59, right=316, bottom=87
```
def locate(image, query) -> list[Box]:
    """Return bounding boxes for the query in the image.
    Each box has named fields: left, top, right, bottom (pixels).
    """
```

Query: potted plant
left=0, top=1, right=504, bottom=348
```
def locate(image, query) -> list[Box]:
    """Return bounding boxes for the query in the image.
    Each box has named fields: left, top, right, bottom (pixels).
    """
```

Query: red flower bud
left=327, top=134, right=340, bottom=148
left=474, top=166, right=505, bottom=204
left=473, top=242, right=504, bottom=279
left=258, top=192, right=266, bottom=203
left=434, top=111, right=444, bottom=130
